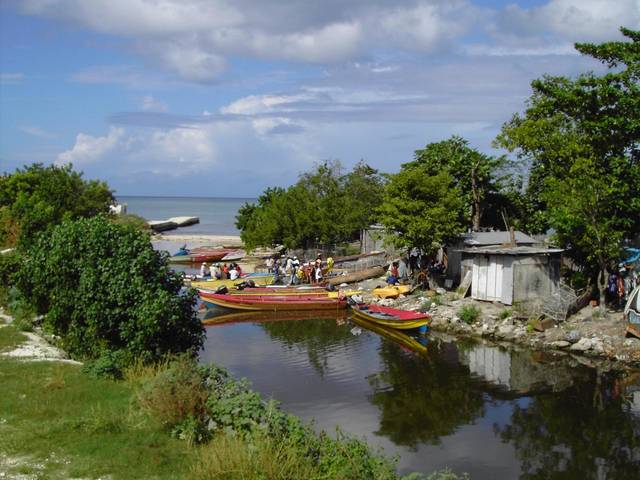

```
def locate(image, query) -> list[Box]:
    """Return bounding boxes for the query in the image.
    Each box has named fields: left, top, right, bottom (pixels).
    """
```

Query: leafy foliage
left=496, top=27, right=640, bottom=289
left=458, top=305, right=480, bottom=324
left=378, top=168, right=466, bottom=254
left=411, top=136, right=511, bottom=231
left=0, top=163, right=114, bottom=248
left=15, top=215, right=204, bottom=365
left=236, top=160, right=385, bottom=250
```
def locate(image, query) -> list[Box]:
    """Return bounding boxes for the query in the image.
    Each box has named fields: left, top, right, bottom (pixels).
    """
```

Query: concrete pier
left=148, top=216, right=199, bottom=232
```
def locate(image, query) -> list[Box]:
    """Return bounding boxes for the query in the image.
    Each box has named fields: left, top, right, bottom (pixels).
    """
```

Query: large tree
left=411, top=136, right=509, bottom=231
left=495, top=27, right=640, bottom=310
left=378, top=168, right=467, bottom=254
left=236, top=161, right=384, bottom=250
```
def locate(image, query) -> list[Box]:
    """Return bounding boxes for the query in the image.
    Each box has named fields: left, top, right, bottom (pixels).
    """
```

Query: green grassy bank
left=0, top=323, right=467, bottom=480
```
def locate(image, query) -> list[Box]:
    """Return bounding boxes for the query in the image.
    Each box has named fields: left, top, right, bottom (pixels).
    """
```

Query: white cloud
left=19, top=126, right=57, bottom=139
left=57, top=127, right=125, bottom=165
left=141, top=94, right=168, bottom=112
left=0, top=72, right=25, bottom=84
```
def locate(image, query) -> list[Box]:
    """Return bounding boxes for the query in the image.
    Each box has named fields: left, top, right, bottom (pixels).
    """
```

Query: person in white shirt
left=229, top=266, right=239, bottom=280
left=200, top=262, right=209, bottom=278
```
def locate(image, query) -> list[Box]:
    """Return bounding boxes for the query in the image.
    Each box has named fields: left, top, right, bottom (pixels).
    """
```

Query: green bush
left=136, top=356, right=210, bottom=442
left=0, top=163, right=113, bottom=248
left=111, top=213, right=149, bottom=232
left=15, top=215, right=204, bottom=365
left=458, top=305, right=480, bottom=324
left=498, top=308, right=511, bottom=320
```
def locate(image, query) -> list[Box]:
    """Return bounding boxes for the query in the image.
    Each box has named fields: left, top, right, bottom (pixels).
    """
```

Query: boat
left=372, top=284, right=412, bottom=299
left=202, top=308, right=349, bottom=325
left=350, top=303, right=430, bottom=330
left=169, top=247, right=238, bottom=264
left=215, top=286, right=362, bottom=299
left=351, top=315, right=429, bottom=357
left=190, top=273, right=275, bottom=290
left=326, top=266, right=386, bottom=286
left=625, top=285, right=640, bottom=338
left=221, top=249, right=246, bottom=261
left=199, top=291, right=348, bottom=311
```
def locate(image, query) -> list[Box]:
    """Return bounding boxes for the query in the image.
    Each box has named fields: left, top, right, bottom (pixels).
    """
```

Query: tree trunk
left=471, top=166, right=481, bottom=232
left=598, top=266, right=608, bottom=317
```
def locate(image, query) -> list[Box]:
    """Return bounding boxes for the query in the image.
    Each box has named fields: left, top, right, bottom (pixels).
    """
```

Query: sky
left=0, top=0, right=638, bottom=197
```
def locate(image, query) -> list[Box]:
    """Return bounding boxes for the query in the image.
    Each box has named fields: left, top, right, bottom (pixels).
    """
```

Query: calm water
left=117, top=196, right=255, bottom=235
left=200, top=312, right=640, bottom=479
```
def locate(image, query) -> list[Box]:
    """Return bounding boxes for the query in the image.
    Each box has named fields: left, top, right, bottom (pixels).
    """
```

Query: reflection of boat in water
left=202, top=308, right=350, bottom=325
left=351, top=315, right=429, bottom=358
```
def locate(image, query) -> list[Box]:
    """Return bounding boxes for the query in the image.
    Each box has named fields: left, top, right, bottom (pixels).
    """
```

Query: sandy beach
left=153, top=233, right=244, bottom=247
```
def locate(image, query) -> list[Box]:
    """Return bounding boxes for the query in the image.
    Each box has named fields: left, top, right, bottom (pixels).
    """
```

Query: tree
left=236, top=161, right=385, bottom=250
left=495, top=27, right=640, bottom=310
left=378, top=168, right=467, bottom=254
left=0, top=163, right=114, bottom=247
left=411, top=136, right=509, bottom=231
left=15, top=215, right=204, bottom=366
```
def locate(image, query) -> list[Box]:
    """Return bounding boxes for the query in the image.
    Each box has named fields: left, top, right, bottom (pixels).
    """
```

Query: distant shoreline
left=153, top=233, right=244, bottom=247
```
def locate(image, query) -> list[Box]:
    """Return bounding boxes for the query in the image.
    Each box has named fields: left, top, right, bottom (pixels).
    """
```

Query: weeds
left=458, top=305, right=480, bottom=324
left=499, top=309, right=511, bottom=320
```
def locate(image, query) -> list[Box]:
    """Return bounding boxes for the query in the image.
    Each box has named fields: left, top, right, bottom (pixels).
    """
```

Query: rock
left=435, top=287, right=446, bottom=295
left=565, top=330, right=581, bottom=344
left=569, top=338, right=593, bottom=352
left=550, top=340, right=570, bottom=349
left=532, top=318, right=555, bottom=332
left=450, top=316, right=460, bottom=324
left=624, top=338, right=640, bottom=347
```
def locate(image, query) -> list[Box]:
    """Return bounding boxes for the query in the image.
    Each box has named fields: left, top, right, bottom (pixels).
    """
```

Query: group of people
left=608, top=264, right=639, bottom=308
left=199, top=262, right=242, bottom=280
left=265, top=253, right=334, bottom=285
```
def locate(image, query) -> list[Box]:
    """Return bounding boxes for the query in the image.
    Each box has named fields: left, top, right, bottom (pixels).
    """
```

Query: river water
left=199, top=311, right=640, bottom=479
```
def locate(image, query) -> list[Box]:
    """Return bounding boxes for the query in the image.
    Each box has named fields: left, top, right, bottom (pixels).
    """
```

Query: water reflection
left=200, top=308, right=640, bottom=478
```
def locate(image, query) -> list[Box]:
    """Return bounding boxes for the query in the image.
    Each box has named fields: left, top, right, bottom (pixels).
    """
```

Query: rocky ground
left=351, top=277, right=640, bottom=370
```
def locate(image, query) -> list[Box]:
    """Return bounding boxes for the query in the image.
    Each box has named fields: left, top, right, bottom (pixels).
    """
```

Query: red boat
left=350, top=304, right=430, bottom=330
left=199, top=291, right=348, bottom=311
left=169, top=247, right=238, bottom=264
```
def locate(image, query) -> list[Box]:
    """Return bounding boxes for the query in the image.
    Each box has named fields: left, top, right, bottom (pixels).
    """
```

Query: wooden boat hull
left=169, top=248, right=238, bottom=264
left=326, top=266, right=386, bottom=286
left=218, top=287, right=361, bottom=299
left=372, top=284, right=412, bottom=299
left=351, top=304, right=430, bottom=330
left=199, top=291, right=348, bottom=311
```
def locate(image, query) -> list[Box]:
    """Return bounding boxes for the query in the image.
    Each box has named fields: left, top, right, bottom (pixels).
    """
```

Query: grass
left=458, top=305, right=481, bottom=324
left=498, top=309, right=511, bottom=320
left=0, top=323, right=27, bottom=352
left=0, top=330, right=196, bottom=480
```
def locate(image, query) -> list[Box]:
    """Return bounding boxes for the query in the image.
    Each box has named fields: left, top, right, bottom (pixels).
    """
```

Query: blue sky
left=1, top=0, right=638, bottom=196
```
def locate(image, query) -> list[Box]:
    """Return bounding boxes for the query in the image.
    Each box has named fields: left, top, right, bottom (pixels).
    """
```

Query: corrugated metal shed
left=462, top=231, right=537, bottom=246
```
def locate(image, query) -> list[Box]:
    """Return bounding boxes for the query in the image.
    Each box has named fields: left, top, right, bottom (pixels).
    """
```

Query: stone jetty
left=148, top=216, right=199, bottom=232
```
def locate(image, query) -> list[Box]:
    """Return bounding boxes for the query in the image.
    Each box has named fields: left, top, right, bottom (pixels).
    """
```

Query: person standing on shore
left=200, top=262, right=209, bottom=278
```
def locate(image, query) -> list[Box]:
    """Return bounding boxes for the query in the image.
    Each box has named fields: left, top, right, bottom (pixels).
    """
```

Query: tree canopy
left=495, top=27, right=640, bottom=305
left=236, top=160, right=385, bottom=250
left=15, top=215, right=204, bottom=367
left=411, top=136, right=509, bottom=231
left=0, top=163, right=114, bottom=248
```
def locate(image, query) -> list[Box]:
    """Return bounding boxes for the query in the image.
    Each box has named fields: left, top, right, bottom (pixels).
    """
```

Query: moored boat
left=190, top=273, right=275, bottom=290
left=372, top=284, right=412, bottom=299
left=169, top=247, right=238, bottom=264
left=350, top=303, right=430, bottom=330
left=199, top=291, right=348, bottom=311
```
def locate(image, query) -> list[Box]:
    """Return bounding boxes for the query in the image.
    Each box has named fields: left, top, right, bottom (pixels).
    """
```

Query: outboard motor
left=247, top=280, right=256, bottom=288
left=325, top=283, right=336, bottom=292
left=216, top=285, right=229, bottom=295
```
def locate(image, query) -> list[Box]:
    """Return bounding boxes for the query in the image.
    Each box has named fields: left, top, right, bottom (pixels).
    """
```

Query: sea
left=117, top=196, right=255, bottom=236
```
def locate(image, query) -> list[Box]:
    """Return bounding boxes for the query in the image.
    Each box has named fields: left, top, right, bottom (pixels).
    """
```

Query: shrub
left=498, top=308, right=511, bottom=320
left=0, top=163, right=113, bottom=248
left=15, top=215, right=204, bottom=365
left=83, top=350, right=129, bottom=380
left=111, top=213, right=149, bottom=232
left=458, top=305, right=480, bottom=324
left=136, top=356, right=209, bottom=438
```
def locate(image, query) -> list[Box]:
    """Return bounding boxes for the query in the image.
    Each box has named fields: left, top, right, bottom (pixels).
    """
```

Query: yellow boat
left=372, top=284, right=412, bottom=299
